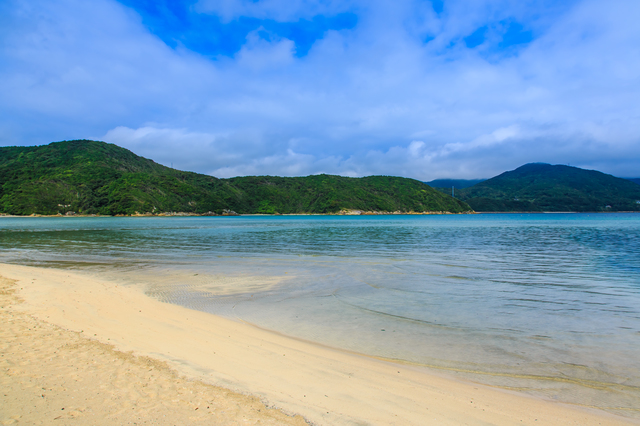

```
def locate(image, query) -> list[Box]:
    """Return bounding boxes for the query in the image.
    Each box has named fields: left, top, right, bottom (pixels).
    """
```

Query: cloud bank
left=1, top=0, right=639, bottom=179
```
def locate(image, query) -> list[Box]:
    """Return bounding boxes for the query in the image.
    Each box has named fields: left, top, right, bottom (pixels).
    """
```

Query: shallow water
left=1, top=214, right=639, bottom=417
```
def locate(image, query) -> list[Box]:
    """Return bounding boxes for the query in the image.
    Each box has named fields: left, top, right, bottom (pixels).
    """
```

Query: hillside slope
left=228, top=174, right=469, bottom=214
left=426, top=179, right=485, bottom=189
left=0, top=140, right=240, bottom=215
left=457, top=163, right=640, bottom=212
left=0, top=140, right=471, bottom=215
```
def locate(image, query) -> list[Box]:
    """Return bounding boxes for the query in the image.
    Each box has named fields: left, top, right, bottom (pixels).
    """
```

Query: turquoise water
left=1, top=214, right=639, bottom=417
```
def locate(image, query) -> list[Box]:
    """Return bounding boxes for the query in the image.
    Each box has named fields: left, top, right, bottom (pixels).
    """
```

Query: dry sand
left=1, top=263, right=636, bottom=426
left=0, top=271, right=306, bottom=426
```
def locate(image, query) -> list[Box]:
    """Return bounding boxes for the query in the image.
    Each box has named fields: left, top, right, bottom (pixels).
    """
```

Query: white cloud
left=235, top=27, right=296, bottom=70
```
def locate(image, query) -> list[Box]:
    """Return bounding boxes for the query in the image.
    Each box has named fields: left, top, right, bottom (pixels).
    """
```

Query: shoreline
left=0, top=210, right=474, bottom=218
left=2, top=211, right=640, bottom=218
left=0, top=272, right=307, bottom=426
left=1, top=263, right=637, bottom=425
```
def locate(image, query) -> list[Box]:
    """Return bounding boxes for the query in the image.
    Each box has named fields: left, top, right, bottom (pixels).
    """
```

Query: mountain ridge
left=455, top=163, right=640, bottom=212
left=0, top=140, right=471, bottom=215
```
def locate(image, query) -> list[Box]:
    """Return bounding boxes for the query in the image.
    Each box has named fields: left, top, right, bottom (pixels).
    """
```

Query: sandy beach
left=1, top=263, right=636, bottom=426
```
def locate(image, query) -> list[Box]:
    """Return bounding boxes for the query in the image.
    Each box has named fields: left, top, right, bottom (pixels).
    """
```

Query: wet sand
left=1, top=263, right=636, bottom=425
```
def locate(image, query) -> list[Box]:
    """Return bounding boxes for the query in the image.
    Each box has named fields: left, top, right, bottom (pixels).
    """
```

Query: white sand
left=0, top=272, right=307, bottom=426
left=1, top=263, right=636, bottom=425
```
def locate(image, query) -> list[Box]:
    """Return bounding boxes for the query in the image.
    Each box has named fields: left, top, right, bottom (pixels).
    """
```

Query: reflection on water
left=1, top=214, right=639, bottom=417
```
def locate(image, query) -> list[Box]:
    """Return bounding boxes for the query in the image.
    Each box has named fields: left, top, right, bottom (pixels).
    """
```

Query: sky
left=1, top=0, right=639, bottom=180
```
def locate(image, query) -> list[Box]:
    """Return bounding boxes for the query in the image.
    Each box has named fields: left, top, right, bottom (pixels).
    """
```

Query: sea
left=1, top=213, right=639, bottom=418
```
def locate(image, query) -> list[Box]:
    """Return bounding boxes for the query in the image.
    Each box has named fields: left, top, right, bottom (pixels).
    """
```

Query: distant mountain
left=0, top=140, right=471, bottom=215
left=456, top=163, right=640, bottom=212
left=426, top=179, right=486, bottom=189
left=626, top=178, right=640, bottom=185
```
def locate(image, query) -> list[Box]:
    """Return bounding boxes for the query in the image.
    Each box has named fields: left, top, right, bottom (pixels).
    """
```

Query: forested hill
left=456, top=163, right=640, bottom=212
left=426, top=179, right=485, bottom=189
left=0, top=140, right=471, bottom=215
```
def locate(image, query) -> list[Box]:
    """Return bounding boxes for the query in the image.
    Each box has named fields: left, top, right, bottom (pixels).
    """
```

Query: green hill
left=0, top=140, right=471, bottom=215
left=426, top=179, right=485, bottom=189
left=456, top=163, right=640, bottom=212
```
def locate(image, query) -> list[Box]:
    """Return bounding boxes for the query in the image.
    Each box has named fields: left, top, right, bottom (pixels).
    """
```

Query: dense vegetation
left=426, top=179, right=486, bottom=189
left=0, top=140, right=471, bottom=215
left=456, top=163, right=640, bottom=212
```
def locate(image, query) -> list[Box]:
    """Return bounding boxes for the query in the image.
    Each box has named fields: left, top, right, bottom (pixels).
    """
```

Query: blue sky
left=1, top=0, right=639, bottom=179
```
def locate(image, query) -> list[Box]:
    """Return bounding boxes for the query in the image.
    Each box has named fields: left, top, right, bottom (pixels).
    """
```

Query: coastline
left=4, top=211, right=640, bottom=218
left=1, top=263, right=636, bottom=425
left=0, top=210, right=474, bottom=218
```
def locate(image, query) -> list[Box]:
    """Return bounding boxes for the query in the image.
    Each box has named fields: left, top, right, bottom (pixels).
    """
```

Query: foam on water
left=1, top=214, right=639, bottom=417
